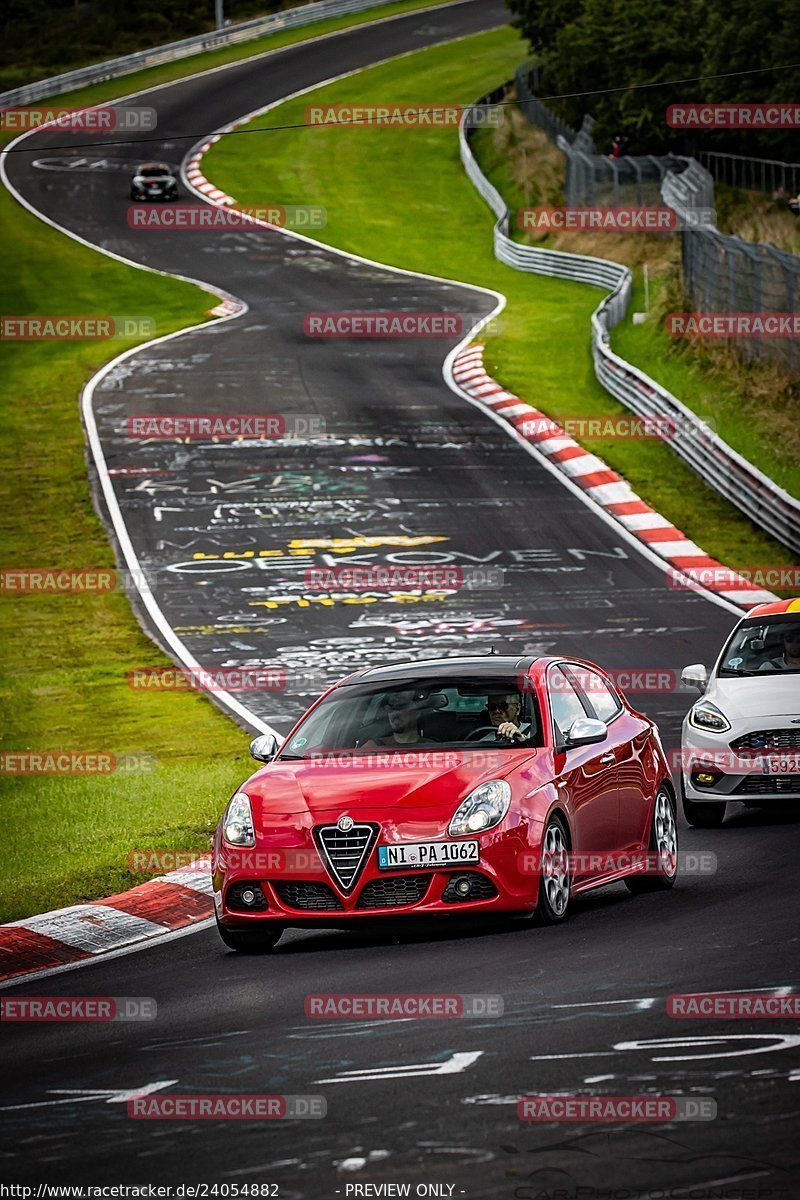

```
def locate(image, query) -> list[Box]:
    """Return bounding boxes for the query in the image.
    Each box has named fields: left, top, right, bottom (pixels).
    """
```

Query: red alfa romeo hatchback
left=212, top=656, right=677, bottom=951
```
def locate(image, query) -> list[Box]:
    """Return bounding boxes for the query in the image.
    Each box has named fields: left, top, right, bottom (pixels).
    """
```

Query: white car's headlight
left=223, top=792, right=255, bottom=846
left=689, top=702, right=731, bottom=733
left=449, top=780, right=511, bottom=837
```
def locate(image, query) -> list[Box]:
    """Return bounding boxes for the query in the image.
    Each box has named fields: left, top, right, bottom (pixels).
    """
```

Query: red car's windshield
left=279, top=676, right=543, bottom=758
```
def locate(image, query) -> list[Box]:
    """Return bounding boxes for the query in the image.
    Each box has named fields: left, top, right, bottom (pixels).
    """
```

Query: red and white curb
left=184, top=135, right=237, bottom=206
left=185, top=126, right=276, bottom=321
left=452, top=344, right=776, bottom=609
left=0, top=858, right=213, bottom=984
left=184, top=136, right=249, bottom=320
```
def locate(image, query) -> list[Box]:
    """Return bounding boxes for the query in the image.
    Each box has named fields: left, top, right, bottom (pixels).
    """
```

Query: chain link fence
left=516, top=64, right=686, bottom=208
left=515, top=63, right=800, bottom=375
left=664, top=160, right=800, bottom=373
left=698, top=152, right=800, bottom=198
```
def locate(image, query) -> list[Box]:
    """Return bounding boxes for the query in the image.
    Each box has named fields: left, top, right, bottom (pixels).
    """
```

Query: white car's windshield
left=719, top=617, right=800, bottom=675
left=278, top=676, right=543, bottom=758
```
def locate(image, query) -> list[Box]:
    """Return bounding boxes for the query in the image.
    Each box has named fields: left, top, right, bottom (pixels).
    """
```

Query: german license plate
left=377, top=840, right=479, bottom=870
left=762, top=754, right=800, bottom=775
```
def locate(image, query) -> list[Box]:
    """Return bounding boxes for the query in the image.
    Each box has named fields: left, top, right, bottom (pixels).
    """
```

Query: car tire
left=215, top=916, right=282, bottom=953
left=680, top=776, right=726, bottom=828
left=625, top=786, right=678, bottom=893
left=534, top=813, right=571, bottom=925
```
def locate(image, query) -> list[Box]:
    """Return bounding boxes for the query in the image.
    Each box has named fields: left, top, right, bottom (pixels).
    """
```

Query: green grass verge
left=0, top=182, right=253, bottom=921
left=204, top=26, right=799, bottom=577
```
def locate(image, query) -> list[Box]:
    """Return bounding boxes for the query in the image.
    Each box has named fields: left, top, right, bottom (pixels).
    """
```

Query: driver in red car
left=486, top=693, right=526, bottom=742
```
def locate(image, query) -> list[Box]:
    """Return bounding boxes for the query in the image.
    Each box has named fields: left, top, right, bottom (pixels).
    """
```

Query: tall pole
left=215, top=0, right=224, bottom=29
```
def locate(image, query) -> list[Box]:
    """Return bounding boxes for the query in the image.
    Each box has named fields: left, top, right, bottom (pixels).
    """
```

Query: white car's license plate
left=377, top=840, right=479, bottom=870
left=762, top=754, right=800, bottom=775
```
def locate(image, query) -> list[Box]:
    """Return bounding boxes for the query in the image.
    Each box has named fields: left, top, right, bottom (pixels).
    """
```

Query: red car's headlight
left=223, top=791, right=255, bottom=846
left=449, top=779, right=511, bottom=836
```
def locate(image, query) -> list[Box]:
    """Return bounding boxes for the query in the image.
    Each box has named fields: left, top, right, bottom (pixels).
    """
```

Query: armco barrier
left=460, top=90, right=800, bottom=555
left=0, top=0, right=399, bottom=107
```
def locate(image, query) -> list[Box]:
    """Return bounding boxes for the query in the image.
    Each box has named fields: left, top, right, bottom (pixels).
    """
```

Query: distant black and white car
left=680, top=598, right=800, bottom=826
left=130, top=162, right=178, bottom=201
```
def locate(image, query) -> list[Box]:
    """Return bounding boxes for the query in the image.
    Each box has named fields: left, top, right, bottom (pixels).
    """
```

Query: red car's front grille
left=356, top=874, right=432, bottom=909
left=273, top=881, right=343, bottom=911
left=314, top=823, right=379, bottom=892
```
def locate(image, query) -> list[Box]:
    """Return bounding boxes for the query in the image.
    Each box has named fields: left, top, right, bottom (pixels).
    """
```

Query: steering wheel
left=464, top=725, right=507, bottom=742
left=464, top=723, right=531, bottom=743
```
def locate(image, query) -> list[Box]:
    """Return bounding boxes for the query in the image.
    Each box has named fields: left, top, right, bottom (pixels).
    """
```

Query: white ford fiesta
left=680, top=598, right=800, bottom=827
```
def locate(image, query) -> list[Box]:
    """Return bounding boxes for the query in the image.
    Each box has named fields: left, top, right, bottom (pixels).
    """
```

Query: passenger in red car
left=363, top=690, right=439, bottom=747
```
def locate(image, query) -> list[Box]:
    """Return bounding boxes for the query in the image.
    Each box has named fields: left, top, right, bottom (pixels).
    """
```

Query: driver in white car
left=758, top=626, right=800, bottom=671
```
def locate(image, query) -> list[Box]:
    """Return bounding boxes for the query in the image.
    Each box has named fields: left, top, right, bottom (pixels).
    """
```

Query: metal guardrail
left=459, top=90, right=800, bottom=554
left=0, top=0, right=398, bottom=106
left=661, top=158, right=715, bottom=213
left=463, top=86, right=629, bottom=296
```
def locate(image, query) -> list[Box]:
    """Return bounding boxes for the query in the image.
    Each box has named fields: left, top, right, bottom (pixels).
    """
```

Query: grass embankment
left=0, top=0, right=458, bottom=922
left=204, top=26, right=798, bottom=574
left=473, top=101, right=800, bottom=498
left=718, top=186, right=800, bottom=254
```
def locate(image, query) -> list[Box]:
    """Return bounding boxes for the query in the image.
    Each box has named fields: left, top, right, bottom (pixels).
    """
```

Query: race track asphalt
left=2, top=2, right=798, bottom=1193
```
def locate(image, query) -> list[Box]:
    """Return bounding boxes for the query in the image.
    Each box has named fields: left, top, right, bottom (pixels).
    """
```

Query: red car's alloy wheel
left=535, top=815, right=571, bottom=924
left=626, top=787, right=678, bottom=893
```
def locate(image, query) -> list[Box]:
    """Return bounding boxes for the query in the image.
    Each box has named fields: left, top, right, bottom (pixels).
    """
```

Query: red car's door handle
left=599, top=752, right=615, bottom=764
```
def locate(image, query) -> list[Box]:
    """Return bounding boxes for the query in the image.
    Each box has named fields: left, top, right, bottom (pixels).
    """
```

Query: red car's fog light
left=226, top=881, right=268, bottom=912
